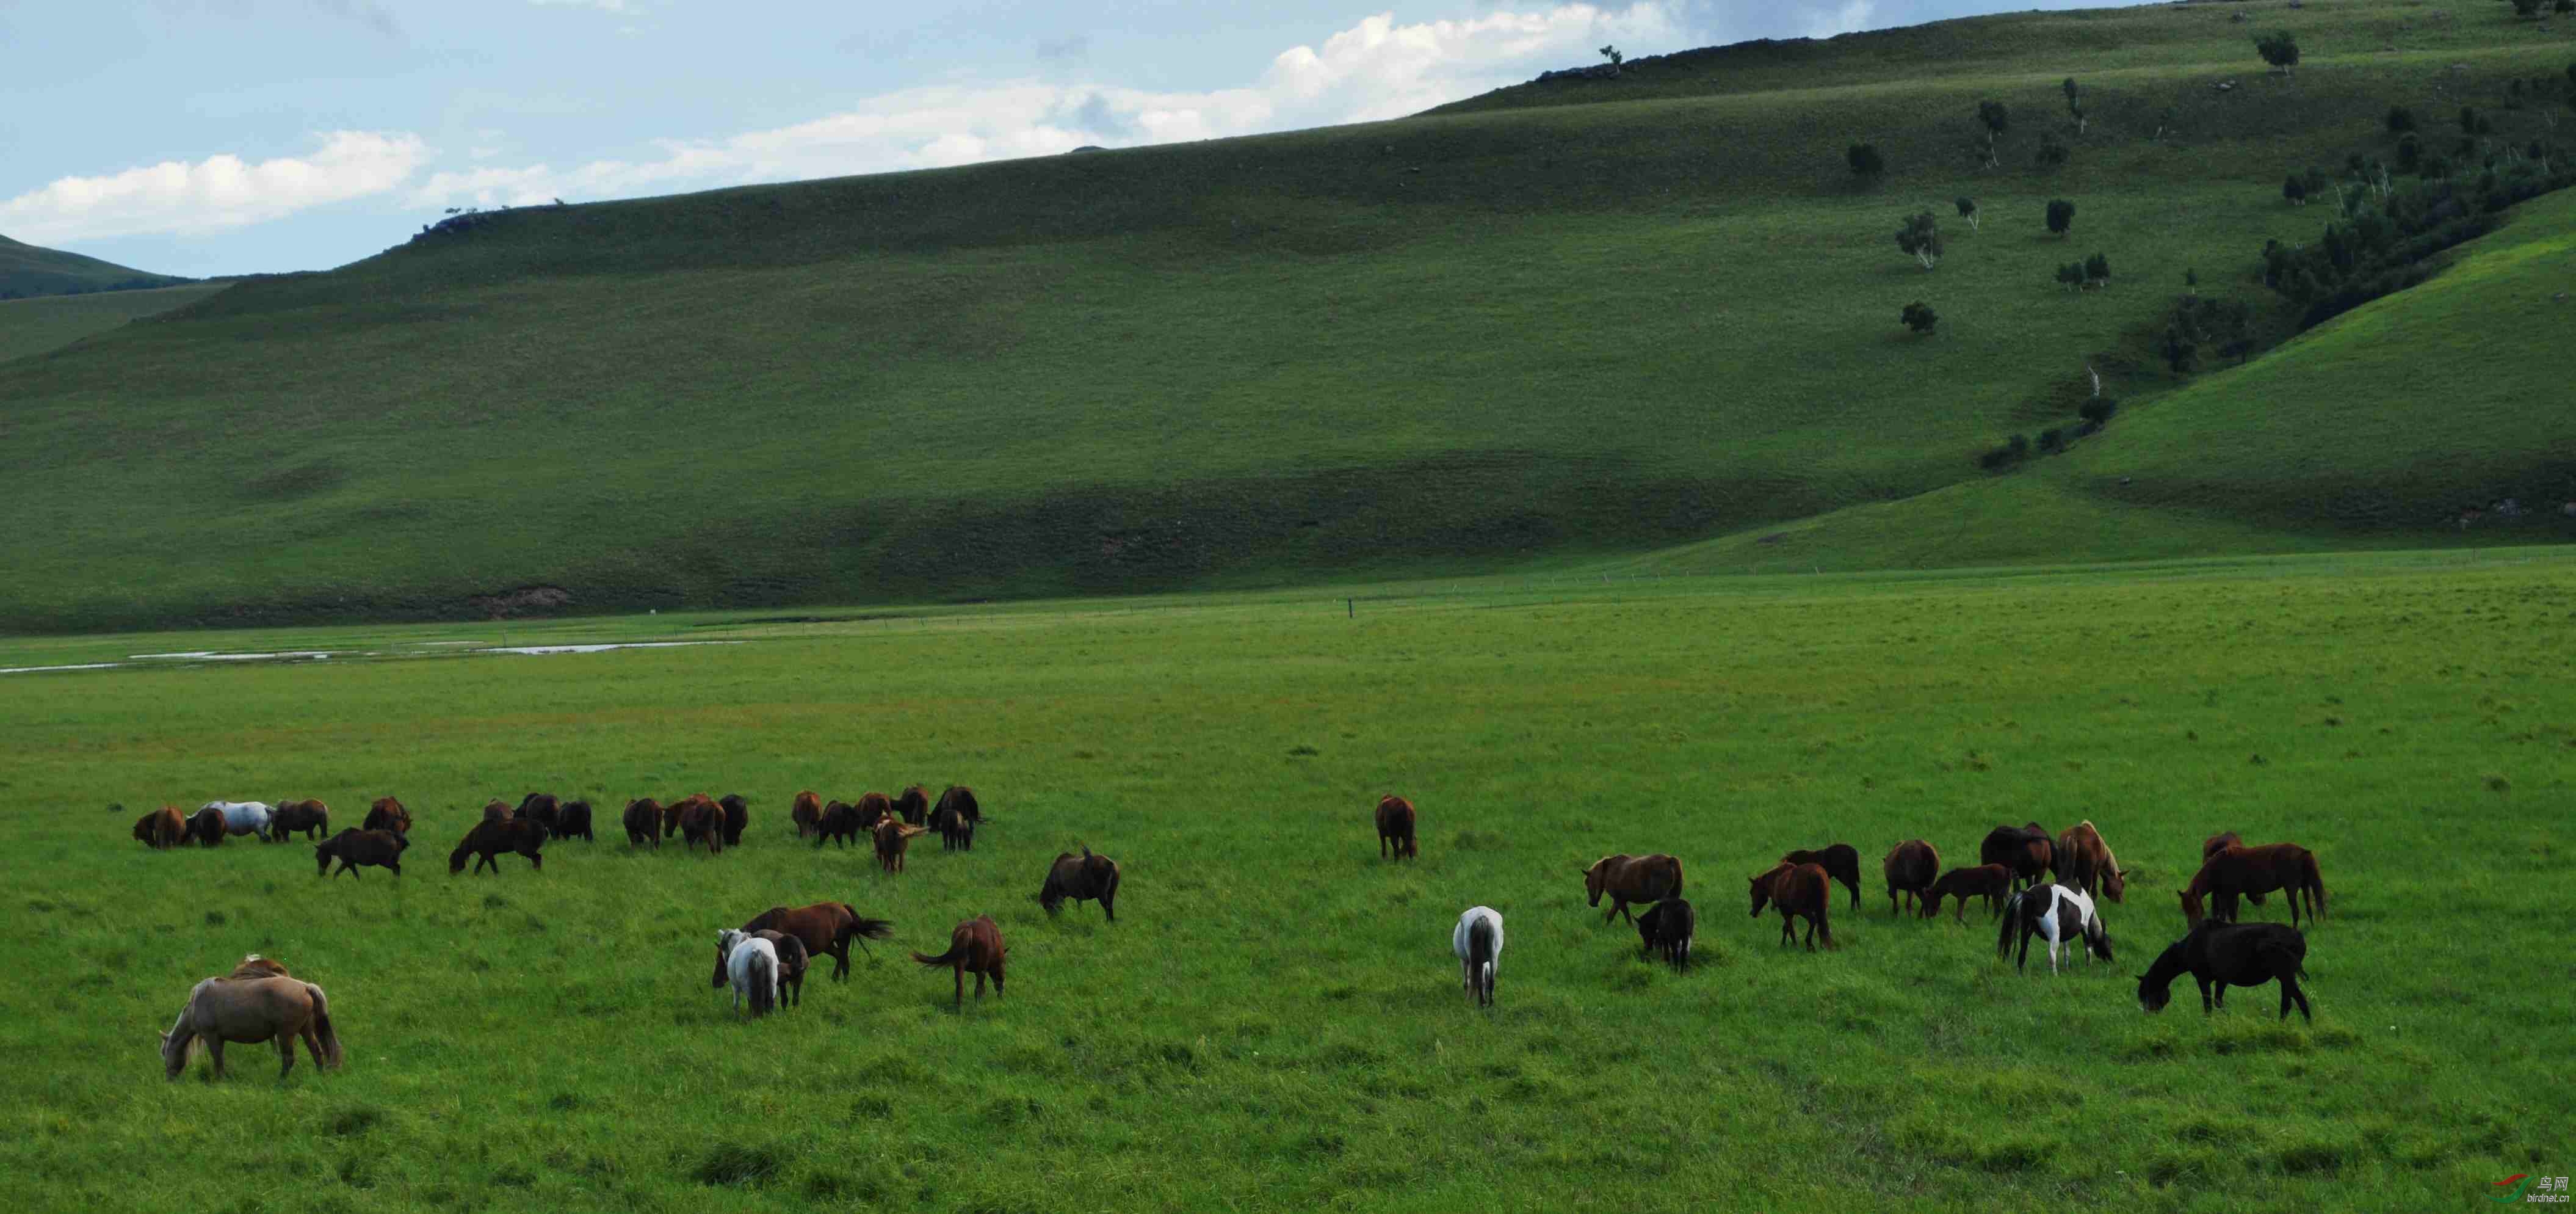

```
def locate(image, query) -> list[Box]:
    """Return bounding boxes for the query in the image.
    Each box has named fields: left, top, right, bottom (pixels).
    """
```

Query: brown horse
left=928, top=795, right=975, bottom=851
left=1923, top=864, right=2014, bottom=923
left=228, top=954, right=291, bottom=980
left=740, top=903, right=894, bottom=981
left=935, top=785, right=983, bottom=830
left=751, top=929, right=810, bottom=1007
left=893, top=785, right=931, bottom=826
left=2055, top=820, right=2129, bottom=903
left=513, top=793, right=562, bottom=838
left=1375, top=795, right=1418, bottom=860
left=186, top=805, right=228, bottom=847
left=813, top=801, right=866, bottom=849
left=270, top=799, right=330, bottom=842
left=662, top=793, right=715, bottom=839
left=555, top=799, right=595, bottom=842
left=159, top=974, right=342, bottom=1080
left=678, top=798, right=726, bottom=854
left=134, top=806, right=187, bottom=849
left=1583, top=854, right=1684, bottom=925
left=480, top=799, right=512, bottom=824
left=362, top=796, right=410, bottom=834
left=790, top=790, right=823, bottom=838
left=623, top=798, right=663, bottom=847
left=1782, top=843, right=1861, bottom=910
left=2182, top=844, right=2328, bottom=928
left=450, top=818, right=545, bottom=874
left=1749, top=861, right=1834, bottom=950
left=1979, top=823, right=2055, bottom=890
left=1038, top=846, right=1121, bottom=921
left=874, top=819, right=927, bottom=871
left=912, top=915, right=1007, bottom=1008
left=1881, top=839, right=1941, bottom=917
left=2203, top=831, right=2264, bottom=904
left=315, top=829, right=408, bottom=878
left=718, top=794, right=750, bottom=846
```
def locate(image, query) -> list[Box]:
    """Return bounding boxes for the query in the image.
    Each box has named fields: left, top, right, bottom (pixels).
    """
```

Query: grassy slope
left=0, top=232, right=191, bottom=299
left=0, top=283, right=232, bottom=365
left=1, top=1, right=2570, bottom=631
left=1, top=554, right=2570, bottom=1212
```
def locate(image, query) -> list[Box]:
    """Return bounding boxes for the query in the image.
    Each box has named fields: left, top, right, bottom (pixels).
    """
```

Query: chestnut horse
left=2138, top=921, right=2312, bottom=1022
left=872, top=818, right=926, bottom=871
left=912, top=915, right=1007, bottom=1008
left=159, top=973, right=342, bottom=1080
left=450, top=818, right=545, bottom=874
left=1038, top=846, right=1121, bottom=921
left=1583, top=854, right=1684, bottom=926
left=1881, top=840, right=1941, bottom=917
left=2181, top=844, right=2326, bottom=928
left=623, top=798, right=663, bottom=847
left=1375, top=795, right=1418, bottom=860
left=134, top=806, right=186, bottom=849
left=2054, top=820, right=2129, bottom=903
left=2202, top=832, right=2265, bottom=905
left=790, top=790, right=823, bottom=839
left=270, top=799, right=330, bottom=842
left=892, top=785, right=931, bottom=826
left=663, top=794, right=715, bottom=839
left=1782, top=843, right=1860, bottom=910
left=362, top=796, right=410, bottom=834
left=1749, top=861, right=1833, bottom=950
left=315, top=829, right=408, bottom=878
left=1979, top=823, right=2055, bottom=891
left=481, top=799, right=512, bottom=824
left=679, top=798, right=726, bottom=854
left=740, top=903, right=894, bottom=981
left=1923, top=864, right=2014, bottom=923
left=186, top=805, right=228, bottom=847
left=718, top=794, right=750, bottom=846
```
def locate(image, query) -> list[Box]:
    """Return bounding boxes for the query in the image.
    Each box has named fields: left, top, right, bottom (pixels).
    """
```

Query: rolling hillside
left=0, top=232, right=191, bottom=300
left=0, top=283, right=231, bottom=365
left=1, top=0, right=2569, bottom=631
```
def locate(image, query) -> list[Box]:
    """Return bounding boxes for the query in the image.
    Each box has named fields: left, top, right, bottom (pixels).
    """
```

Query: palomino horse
left=714, top=929, right=780, bottom=1018
left=790, top=790, right=823, bottom=838
left=2054, top=820, right=2129, bottom=903
left=203, top=801, right=275, bottom=842
left=718, top=794, right=750, bottom=847
left=2138, top=921, right=2312, bottom=1022
left=1782, top=844, right=1861, bottom=911
left=159, top=972, right=342, bottom=1080
left=1998, top=884, right=2113, bottom=974
left=1038, top=846, right=1121, bottom=921
left=362, top=796, right=410, bottom=834
left=2180, top=844, right=2327, bottom=928
left=133, top=806, right=187, bottom=849
left=872, top=818, right=927, bottom=872
left=1882, top=840, right=1941, bottom=917
left=1635, top=898, right=1694, bottom=969
left=892, top=785, right=931, bottom=826
left=1749, top=861, right=1834, bottom=950
left=1375, top=795, right=1418, bottom=860
left=1583, top=854, right=1684, bottom=926
left=913, top=915, right=1007, bottom=1008
left=1923, top=864, right=2014, bottom=923
left=740, top=904, right=894, bottom=981
left=1453, top=906, right=1503, bottom=1005
left=315, top=829, right=408, bottom=878
left=450, top=818, right=545, bottom=874
left=1978, top=823, right=2053, bottom=890
left=269, top=799, right=330, bottom=842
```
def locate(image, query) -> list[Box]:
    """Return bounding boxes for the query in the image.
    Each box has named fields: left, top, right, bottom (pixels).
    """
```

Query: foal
left=1635, top=898, right=1693, bottom=969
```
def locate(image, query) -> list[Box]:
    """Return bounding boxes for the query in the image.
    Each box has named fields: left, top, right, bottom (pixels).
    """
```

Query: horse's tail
left=748, top=952, right=775, bottom=1018
left=911, top=943, right=961, bottom=967
left=1995, top=890, right=2025, bottom=958
left=2303, top=852, right=2328, bottom=918
left=306, top=984, right=343, bottom=1069
left=1467, top=915, right=1497, bottom=998
left=845, top=915, right=895, bottom=955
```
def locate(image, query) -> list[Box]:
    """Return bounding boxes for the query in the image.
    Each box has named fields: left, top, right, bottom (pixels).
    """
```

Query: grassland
left=4, top=551, right=2571, bottom=1212
left=2, top=0, right=2570, bottom=631
left=0, top=231, right=191, bottom=300
left=0, top=283, right=232, bottom=365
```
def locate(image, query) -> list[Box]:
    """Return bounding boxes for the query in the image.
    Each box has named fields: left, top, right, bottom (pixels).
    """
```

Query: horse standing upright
left=2138, top=921, right=2312, bottom=1022
left=1453, top=906, right=1503, bottom=1005
left=714, top=929, right=780, bottom=1018
left=2054, top=820, right=2129, bottom=903
left=1923, top=864, right=2014, bottom=923
left=1782, top=843, right=1861, bottom=910
left=929, top=796, right=975, bottom=851
left=1997, top=884, right=2113, bottom=974
left=892, top=785, right=931, bottom=826
left=315, top=829, right=408, bottom=878
left=270, top=799, right=330, bottom=842
left=790, top=790, right=823, bottom=839
left=623, top=798, right=663, bottom=848
left=2180, top=843, right=2327, bottom=928
left=1978, top=823, right=2054, bottom=890
left=913, top=915, right=1007, bottom=1008
left=555, top=799, right=595, bottom=841
left=1375, top=795, right=1418, bottom=860
left=204, top=801, right=275, bottom=843
left=362, top=796, right=411, bottom=834
left=873, top=818, right=926, bottom=871
left=186, top=805, right=228, bottom=847
left=158, top=973, right=342, bottom=1080
left=134, top=806, right=187, bottom=849
left=1749, top=861, right=1834, bottom=950
left=740, top=903, right=894, bottom=981
left=513, top=793, right=562, bottom=838
left=1583, top=854, right=1684, bottom=926
left=1882, top=840, right=1941, bottom=917
left=1635, top=898, right=1694, bottom=969
left=450, top=818, right=545, bottom=874
left=718, top=794, right=750, bottom=847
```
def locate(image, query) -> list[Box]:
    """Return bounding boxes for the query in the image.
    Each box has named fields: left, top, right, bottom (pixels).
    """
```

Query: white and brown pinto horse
left=158, top=962, right=341, bottom=1080
left=1998, top=883, right=2113, bottom=975
left=200, top=800, right=276, bottom=843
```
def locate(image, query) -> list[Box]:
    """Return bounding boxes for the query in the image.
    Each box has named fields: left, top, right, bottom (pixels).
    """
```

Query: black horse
left=1635, top=898, right=1695, bottom=969
left=554, top=799, right=595, bottom=842
left=2138, top=921, right=2312, bottom=1022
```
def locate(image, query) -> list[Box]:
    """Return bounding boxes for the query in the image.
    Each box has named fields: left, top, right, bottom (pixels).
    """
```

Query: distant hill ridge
left=0, top=231, right=192, bottom=300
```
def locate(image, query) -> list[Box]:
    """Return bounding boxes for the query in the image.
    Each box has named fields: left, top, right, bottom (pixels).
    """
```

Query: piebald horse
left=1998, top=884, right=2113, bottom=975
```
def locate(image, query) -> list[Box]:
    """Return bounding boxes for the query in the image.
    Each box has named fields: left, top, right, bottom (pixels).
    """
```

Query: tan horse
left=159, top=973, right=341, bottom=1080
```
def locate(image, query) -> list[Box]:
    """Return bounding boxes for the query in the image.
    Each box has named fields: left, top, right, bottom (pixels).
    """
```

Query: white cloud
left=0, top=131, right=430, bottom=243
left=413, top=4, right=1690, bottom=209
left=1805, top=1, right=1875, bottom=37
left=529, top=0, right=634, bottom=12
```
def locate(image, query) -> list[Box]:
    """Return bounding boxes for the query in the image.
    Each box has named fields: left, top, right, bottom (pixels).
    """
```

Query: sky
left=3, top=0, right=2109, bottom=278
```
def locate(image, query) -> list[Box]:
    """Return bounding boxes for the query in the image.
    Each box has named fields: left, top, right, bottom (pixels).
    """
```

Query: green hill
left=0, top=232, right=190, bottom=300
left=0, top=0, right=2568, bottom=632
left=0, top=282, right=231, bottom=365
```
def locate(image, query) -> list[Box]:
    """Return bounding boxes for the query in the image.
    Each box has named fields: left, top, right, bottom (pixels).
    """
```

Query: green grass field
left=1, top=0, right=2569, bottom=631
left=5, top=550, right=2571, bottom=1212
left=0, top=283, right=231, bottom=365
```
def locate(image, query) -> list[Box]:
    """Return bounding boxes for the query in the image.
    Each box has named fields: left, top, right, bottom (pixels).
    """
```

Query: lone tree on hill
left=2046, top=198, right=2077, bottom=237
left=1847, top=142, right=1887, bottom=183
left=1896, top=211, right=1945, bottom=270
left=1901, top=301, right=1940, bottom=335
left=1977, top=100, right=2011, bottom=165
left=2084, top=252, right=2111, bottom=287
left=2256, top=32, right=2300, bottom=77
left=1956, top=196, right=1981, bottom=230
left=1599, top=44, right=1624, bottom=65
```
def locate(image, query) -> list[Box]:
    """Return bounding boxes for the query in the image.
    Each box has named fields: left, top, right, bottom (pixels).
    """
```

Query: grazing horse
left=204, top=801, right=275, bottom=843
left=663, top=794, right=715, bottom=840
left=2202, top=832, right=2266, bottom=905
left=2054, top=820, right=2129, bottom=903
left=1038, top=846, right=1122, bottom=921
left=315, top=829, right=408, bottom=878
left=450, top=818, right=545, bottom=874
left=678, top=798, right=726, bottom=854
left=929, top=796, right=975, bottom=851
left=362, top=796, right=410, bottom=834
left=1923, top=864, right=2014, bottom=923
left=1749, top=862, right=1834, bottom=950
left=1454, top=906, right=1503, bottom=1005
left=2182, top=844, right=2327, bottom=928
left=790, top=791, right=822, bottom=838
left=555, top=799, right=595, bottom=842
left=935, top=785, right=983, bottom=830
left=872, top=819, right=926, bottom=871
left=718, top=794, right=750, bottom=847
left=813, top=801, right=867, bottom=849
left=159, top=974, right=342, bottom=1080
left=892, top=785, right=930, bottom=826
left=186, top=805, right=228, bottom=847
left=1979, top=823, right=2055, bottom=890
left=1882, top=840, right=1941, bottom=917
left=1782, top=844, right=1861, bottom=911
left=714, top=929, right=781, bottom=1017
left=750, top=929, right=810, bottom=1007
left=1375, top=795, right=1418, bottom=860
left=134, top=806, right=187, bottom=849
left=1635, top=898, right=1695, bottom=969
left=912, top=915, right=1007, bottom=1008
left=270, top=799, right=330, bottom=842
left=623, top=798, right=663, bottom=848
left=1583, top=854, right=1684, bottom=926
left=1998, top=884, right=2113, bottom=974
left=740, top=903, right=894, bottom=981
left=513, top=793, right=562, bottom=838
left=2138, top=921, right=2312, bottom=1022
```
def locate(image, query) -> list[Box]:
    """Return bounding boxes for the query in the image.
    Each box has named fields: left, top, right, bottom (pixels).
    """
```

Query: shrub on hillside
left=1900, top=300, right=1940, bottom=334
left=1956, top=197, right=1980, bottom=230
left=1848, top=143, right=1887, bottom=183
left=2046, top=198, right=2076, bottom=237
left=1896, top=211, right=1945, bottom=269
left=2256, top=32, right=2300, bottom=76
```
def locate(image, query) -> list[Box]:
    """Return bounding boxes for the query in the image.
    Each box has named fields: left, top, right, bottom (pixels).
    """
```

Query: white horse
left=717, top=929, right=780, bottom=1018
left=1452, top=906, right=1503, bottom=1006
left=1998, top=884, right=2113, bottom=975
left=203, top=801, right=273, bottom=842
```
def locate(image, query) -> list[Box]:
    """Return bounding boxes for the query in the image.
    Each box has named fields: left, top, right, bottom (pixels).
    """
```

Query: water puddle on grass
left=479, top=642, right=742, bottom=656
left=131, top=650, right=336, bottom=661
left=0, top=639, right=740, bottom=674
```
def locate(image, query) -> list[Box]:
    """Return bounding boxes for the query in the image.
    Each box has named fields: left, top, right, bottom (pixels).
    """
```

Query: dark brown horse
left=1923, top=864, right=2014, bottom=923
left=1583, top=854, right=1684, bottom=925
left=2054, top=820, right=2129, bottom=903
left=813, top=800, right=866, bottom=849
left=1375, top=794, right=1418, bottom=860
left=186, top=805, right=228, bottom=847
left=791, top=790, right=822, bottom=839
left=134, top=806, right=187, bottom=849
left=912, top=915, right=1007, bottom=1008
left=935, top=785, right=983, bottom=830
left=2138, top=921, right=2312, bottom=1022
left=2181, top=844, right=2327, bottom=928
left=450, top=818, right=545, bottom=874
left=1882, top=839, right=1941, bottom=917
left=555, top=799, right=595, bottom=842
left=751, top=929, right=809, bottom=1007
left=718, top=794, right=750, bottom=846
left=1038, top=846, right=1121, bottom=921
left=1782, top=843, right=1861, bottom=910
left=1635, top=898, right=1695, bottom=968
left=740, top=903, right=894, bottom=981
left=623, top=798, right=663, bottom=847
left=662, top=793, right=715, bottom=839
left=678, top=797, right=726, bottom=854
left=316, top=829, right=408, bottom=878
left=270, top=799, right=331, bottom=842
left=893, top=785, right=931, bottom=826
left=874, top=819, right=926, bottom=871
left=928, top=795, right=975, bottom=851
left=363, top=796, right=410, bottom=834
left=513, top=793, right=561, bottom=838
left=2203, top=831, right=2263, bottom=904
left=1980, top=823, right=2055, bottom=890
left=1749, top=861, right=1834, bottom=950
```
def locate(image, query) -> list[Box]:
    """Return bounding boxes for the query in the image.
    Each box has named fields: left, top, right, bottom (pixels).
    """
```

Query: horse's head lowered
left=1582, top=858, right=1608, bottom=907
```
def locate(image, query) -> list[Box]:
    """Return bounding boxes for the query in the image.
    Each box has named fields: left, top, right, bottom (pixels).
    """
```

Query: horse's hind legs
left=277, top=1034, right=296, bottom=1081
left=2280, top=976, right=2311, bottom=1023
